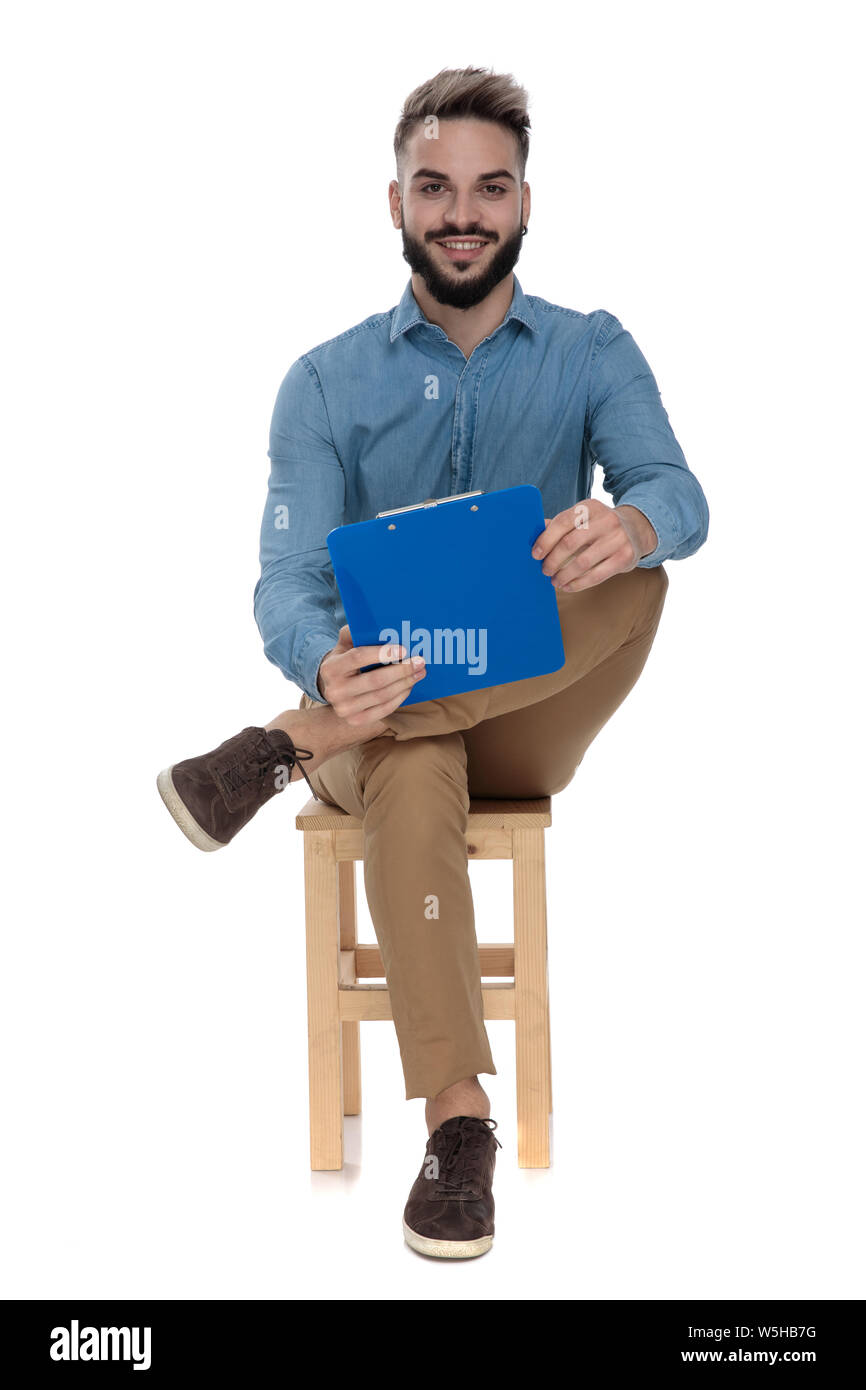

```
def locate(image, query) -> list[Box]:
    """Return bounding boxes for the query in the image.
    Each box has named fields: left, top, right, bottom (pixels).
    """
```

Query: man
left=157, top=66, right=709, bottom=1260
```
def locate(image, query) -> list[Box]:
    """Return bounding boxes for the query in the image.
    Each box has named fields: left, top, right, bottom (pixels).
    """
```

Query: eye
left=483, top=185, right=507, bottom=195
left=420, top=183, right=445, bottom=194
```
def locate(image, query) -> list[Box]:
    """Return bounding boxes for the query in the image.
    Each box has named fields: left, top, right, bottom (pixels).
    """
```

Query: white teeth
left=441, top=241, right=485, bottom=249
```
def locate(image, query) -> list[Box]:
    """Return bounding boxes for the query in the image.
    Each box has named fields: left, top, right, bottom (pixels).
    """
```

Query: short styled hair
left=394, top=66, right=531, bottom=183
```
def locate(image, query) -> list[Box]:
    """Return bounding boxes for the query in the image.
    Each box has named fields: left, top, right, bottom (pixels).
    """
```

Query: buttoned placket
left=411, top=320, right=514, bottom=497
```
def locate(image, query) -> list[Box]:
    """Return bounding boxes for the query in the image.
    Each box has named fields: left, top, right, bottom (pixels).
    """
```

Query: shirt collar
left=389, top=273, right=539, bottom=343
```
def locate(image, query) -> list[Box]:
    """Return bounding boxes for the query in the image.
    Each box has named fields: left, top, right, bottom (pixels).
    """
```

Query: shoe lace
left=219, top=731, right=315, bottom=804
left=432, top=1118, right=501, bottom=1200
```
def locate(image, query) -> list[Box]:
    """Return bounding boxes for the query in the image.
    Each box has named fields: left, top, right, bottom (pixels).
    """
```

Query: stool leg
left=304, top=830, right=343, bottom=1170
left=338, top=859, right=361, bottom=1116
left=513, top=827, right=551, bottom=1167
left=546, top=983, right=553, bottom=1116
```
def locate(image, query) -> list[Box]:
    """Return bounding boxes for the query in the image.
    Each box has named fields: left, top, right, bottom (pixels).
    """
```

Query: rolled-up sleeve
left=253, top=356, right=345, bottom=703
left=586, top=313, right=709, bottom=566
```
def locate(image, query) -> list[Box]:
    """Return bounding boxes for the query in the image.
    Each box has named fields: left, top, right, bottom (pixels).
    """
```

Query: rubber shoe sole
left=156, top=767, right=225, bottom=853
left=402, top=1218, right=493, bottom=1259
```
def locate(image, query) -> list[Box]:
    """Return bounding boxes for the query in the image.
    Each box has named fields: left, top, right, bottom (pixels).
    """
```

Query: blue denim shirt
left=254, top=275, right=709, bottom=704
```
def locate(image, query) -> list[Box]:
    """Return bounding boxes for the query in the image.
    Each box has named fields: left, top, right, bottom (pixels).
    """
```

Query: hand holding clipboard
left=322, top=485, right=565, bottom=714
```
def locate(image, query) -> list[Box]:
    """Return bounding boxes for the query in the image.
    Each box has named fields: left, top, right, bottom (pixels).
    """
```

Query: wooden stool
left=296, top=795, right=553, bottom=1170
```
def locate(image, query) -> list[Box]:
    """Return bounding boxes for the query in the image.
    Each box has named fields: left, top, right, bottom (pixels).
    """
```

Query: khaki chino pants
left=299, top=563, right=669, bottom=1099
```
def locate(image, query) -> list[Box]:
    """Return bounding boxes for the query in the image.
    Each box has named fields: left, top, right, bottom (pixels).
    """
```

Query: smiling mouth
left=433, top=238, right=491, bottom=263
left=435, top=239, right=489, bottom=249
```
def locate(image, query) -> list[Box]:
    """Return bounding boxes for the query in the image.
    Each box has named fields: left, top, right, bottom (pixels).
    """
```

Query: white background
left=2, top=0, right=863, bottom=1301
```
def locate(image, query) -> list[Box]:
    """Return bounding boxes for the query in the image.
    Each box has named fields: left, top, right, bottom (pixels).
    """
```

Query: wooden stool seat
left=296, top=795, right=553, bottom=1169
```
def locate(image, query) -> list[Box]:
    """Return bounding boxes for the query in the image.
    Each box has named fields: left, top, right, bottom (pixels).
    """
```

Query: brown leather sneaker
left=157, top=725, right=315, bottom=851
left=402, top=1116, right=502, bottom=1259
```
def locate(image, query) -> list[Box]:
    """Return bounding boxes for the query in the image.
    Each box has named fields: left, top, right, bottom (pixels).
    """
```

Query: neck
left=411, top=271, right=515, bottom=359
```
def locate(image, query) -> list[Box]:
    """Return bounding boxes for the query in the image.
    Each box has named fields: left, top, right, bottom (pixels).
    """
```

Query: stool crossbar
left=295, top=795, right=553, bottom=1170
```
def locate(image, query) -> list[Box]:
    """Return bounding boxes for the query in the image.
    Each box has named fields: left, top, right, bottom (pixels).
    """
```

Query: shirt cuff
left=299, top=630, right=339, bottom=705
left=616, top=493, right=679, bottom=568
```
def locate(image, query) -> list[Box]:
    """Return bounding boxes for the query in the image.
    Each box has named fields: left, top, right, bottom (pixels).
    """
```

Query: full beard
left=400, top=223, right=525, bottom=310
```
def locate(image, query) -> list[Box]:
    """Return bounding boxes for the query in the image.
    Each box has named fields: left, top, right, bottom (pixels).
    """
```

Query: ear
left=388, top=178, right=402, bottom=229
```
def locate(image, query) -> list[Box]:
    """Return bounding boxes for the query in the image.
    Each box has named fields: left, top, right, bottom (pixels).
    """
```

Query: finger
left=542, top=528, right=594, bottom=578
left=343, top=656, right=425, bottom=698
left=551, top=533, right=619, bottom=586
left=542, top=502, right=622, bottom=577
left=531, top=515, right=570, bottom=561
left=558, top=543, right=630, bottom=592
left=531, top=502, right=591, bottom=562
left=531, top=520, right=562, bottom=562
left=342, top=668, right=426, bottom=724
left=342, top=641, right=410, bottom=672
left=337, top=658, right=425, bottom=709
left=561, top=557, right=625, bottom=591
left=533, top=517, right=562, bottom=560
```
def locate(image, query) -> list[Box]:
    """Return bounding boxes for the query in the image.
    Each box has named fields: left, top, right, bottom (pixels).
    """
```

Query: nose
left=445, top=188, right=484, bottom=232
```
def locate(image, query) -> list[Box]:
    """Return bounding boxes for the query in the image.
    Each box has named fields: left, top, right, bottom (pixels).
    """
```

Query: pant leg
left=383, top=564, right=668, bottom=741
left=300, top=727, right=496, bottom=1101
left=460, top=563, right=670, bottom=797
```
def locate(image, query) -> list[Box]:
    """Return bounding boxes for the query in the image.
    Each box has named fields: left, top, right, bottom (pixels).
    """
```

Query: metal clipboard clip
left=375, top=489, right=484, bottom=519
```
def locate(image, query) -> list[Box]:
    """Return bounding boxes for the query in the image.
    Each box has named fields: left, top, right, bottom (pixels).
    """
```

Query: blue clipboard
left=326, top=484, right=565, bottom=706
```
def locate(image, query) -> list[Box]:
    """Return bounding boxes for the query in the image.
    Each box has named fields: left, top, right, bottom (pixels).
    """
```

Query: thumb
left=335, top=624, right=355, bottom=651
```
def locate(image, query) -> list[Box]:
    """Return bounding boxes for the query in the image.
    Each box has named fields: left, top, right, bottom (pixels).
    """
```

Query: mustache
left=425, top=228, right=499, bottom=242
